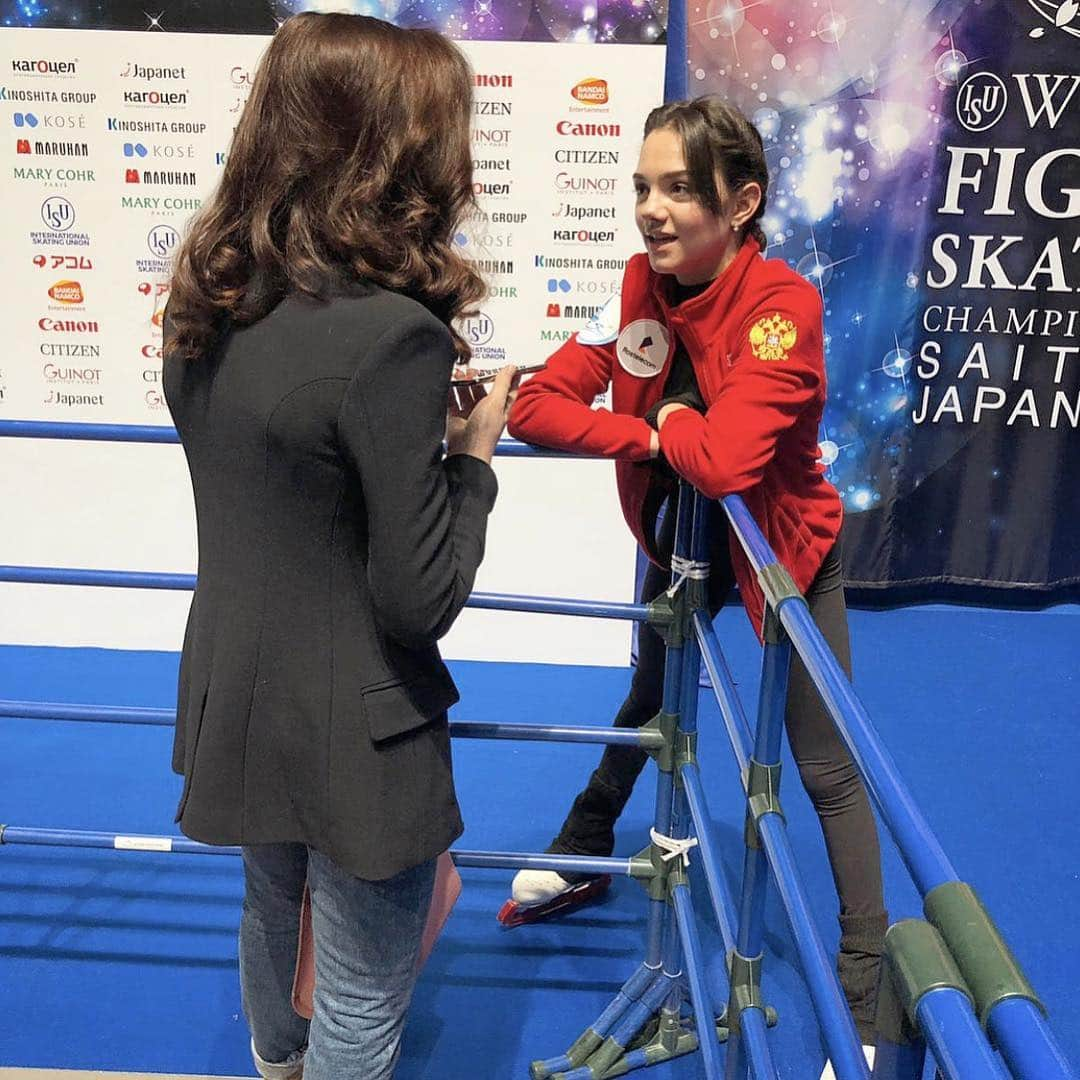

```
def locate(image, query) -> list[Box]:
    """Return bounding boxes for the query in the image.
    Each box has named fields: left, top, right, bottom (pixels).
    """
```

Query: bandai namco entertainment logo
left=571, top=78, right=609, bottom=106
left=48, top=280, right=84, bottom=304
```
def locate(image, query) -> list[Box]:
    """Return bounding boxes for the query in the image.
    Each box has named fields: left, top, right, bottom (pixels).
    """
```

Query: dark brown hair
left=644, top=96, right=768, bottom=249
left=166, top=13, right=485, bottom=362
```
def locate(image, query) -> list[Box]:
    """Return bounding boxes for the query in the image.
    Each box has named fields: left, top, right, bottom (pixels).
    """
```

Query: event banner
left=0, top=9, right=665, bottom=424
left=689, top=0, right=1078, bottom=600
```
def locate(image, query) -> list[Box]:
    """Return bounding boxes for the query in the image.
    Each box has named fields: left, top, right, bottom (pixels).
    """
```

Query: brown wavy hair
left=644, top=96, right=769, bottom=250
left=166, top=13, right=486, bottom=363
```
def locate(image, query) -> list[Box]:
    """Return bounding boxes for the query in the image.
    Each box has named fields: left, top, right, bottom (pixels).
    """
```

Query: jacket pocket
left=362, top=673, right=460, bottom=744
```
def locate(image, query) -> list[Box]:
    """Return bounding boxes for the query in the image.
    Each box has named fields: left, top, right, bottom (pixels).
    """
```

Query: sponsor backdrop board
left=0, top=24, right=667, bottom=661
left=687, top=0, right=1080, bottom=601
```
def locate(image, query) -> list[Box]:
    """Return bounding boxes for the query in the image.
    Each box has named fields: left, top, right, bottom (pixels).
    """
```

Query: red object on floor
left=496, top=875, right=612, bottom=928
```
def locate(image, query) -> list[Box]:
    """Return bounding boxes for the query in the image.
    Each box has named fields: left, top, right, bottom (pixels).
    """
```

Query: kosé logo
left=956, top=72, right=1008, bottom=132
left=41, top=195, right=75, bottom=231
left=571, top=78, right=609, bottom=106
left=148, top=223, right=179, bottom=259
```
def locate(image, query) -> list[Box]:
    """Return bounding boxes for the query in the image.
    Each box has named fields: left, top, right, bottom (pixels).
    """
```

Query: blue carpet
left=0, top=604, right=1077, bottom=1078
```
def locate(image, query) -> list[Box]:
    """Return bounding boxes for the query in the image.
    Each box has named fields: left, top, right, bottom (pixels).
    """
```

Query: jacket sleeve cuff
left=622, top=416, right=658, bottom=460
left=657, top=405, right=705, bottom=457
left=444, top=452, right=499, bottom=510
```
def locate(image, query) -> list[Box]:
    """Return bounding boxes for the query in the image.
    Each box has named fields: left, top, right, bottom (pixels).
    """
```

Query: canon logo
left=475, top=74, right=513, bottom=88
left=556, top=121, right=621, bottom=137
left=39, top=317, right=99, bottom=332
left=141, top=343, right=163, bottom=359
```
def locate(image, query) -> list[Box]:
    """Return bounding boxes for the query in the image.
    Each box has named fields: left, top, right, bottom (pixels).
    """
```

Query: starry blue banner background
left=688, top=0, right=1079, bottom=601
left=1, top=0, right=666, bottom=43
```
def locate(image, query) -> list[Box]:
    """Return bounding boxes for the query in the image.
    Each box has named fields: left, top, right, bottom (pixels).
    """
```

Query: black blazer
left=163, top=285, right=498, bottom=879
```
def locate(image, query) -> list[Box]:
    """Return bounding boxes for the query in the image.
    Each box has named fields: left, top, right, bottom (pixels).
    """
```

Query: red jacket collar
left=648, top=237, right=762, bottom=333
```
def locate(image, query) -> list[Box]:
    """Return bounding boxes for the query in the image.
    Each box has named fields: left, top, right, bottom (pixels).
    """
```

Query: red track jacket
left=508, top=238, right=843, bottom=638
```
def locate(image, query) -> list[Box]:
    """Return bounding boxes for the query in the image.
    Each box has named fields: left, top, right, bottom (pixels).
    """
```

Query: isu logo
left=48, top=280, right=84, bottom=304
left=571, top=78, right=609, bottom=105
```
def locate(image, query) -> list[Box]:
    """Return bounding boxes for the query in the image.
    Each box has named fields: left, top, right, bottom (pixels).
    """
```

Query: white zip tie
left=666, top=555, right=710, bottom=598
left=650, top=827, right=700, bottom=868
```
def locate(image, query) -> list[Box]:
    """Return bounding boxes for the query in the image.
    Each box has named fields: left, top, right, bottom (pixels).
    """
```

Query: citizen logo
left=555, top=121, right=620, bottom=137
left=474, top=101, right=511, bottom=116
left=554, top=150, right=619, bottom=165
left=39, top=343, right=100, bottom=358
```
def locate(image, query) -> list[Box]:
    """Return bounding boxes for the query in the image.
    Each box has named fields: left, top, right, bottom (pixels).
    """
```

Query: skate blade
left=497, top=875, right=612, bottom=928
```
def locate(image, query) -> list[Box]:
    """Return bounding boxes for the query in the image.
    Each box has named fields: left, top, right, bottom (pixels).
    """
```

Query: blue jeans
left=240, top=843, right=436, bottom=1080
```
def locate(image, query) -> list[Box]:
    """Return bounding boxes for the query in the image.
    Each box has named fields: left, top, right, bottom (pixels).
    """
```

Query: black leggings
left=550, top=500, right=887, bottom=1038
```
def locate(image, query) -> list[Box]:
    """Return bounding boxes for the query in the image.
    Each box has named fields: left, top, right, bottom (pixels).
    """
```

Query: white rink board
left=0, top=28, right=664, bottom=663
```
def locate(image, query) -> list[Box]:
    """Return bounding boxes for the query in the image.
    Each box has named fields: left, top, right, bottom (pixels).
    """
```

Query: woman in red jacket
left=507, top=97, right=886, bottom=1071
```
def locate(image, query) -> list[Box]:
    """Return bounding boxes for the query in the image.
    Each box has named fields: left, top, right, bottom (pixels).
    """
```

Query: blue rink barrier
left=1, top=420, right=1075, bottom=1080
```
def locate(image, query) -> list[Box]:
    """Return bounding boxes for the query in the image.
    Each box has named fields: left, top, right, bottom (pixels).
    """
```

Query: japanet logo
left=571, top=78, right=609, bottom=105
left=48, top=280, right=84, bottom=304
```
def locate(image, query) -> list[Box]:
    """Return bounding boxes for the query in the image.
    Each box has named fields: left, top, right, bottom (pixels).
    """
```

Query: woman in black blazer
left=163, top=14, right=512, bottom=1079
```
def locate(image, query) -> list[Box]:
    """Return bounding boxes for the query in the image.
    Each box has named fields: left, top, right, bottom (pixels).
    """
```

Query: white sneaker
left=251, top=1038, right=305, bottom=1080
left=819, top=1044, right=875, bottom=1080
left=511, top=868, right=575, bottom=907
